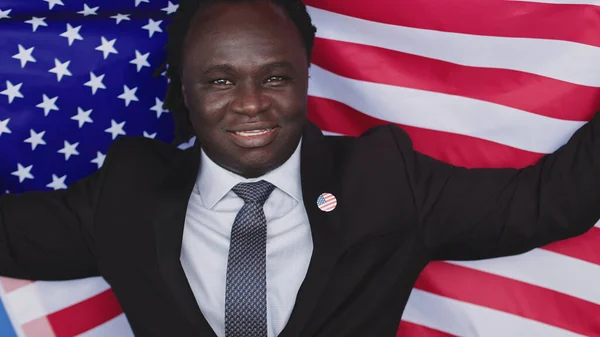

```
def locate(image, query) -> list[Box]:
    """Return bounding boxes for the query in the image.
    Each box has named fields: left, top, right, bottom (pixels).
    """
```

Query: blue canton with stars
left=0, top=0, right=180, bottom=195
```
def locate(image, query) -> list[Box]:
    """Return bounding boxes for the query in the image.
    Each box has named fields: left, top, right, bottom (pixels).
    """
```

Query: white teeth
left=235, top=128, right=272, bottom=136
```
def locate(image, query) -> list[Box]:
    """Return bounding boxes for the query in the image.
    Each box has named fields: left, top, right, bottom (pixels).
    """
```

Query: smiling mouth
left=227, top=126, right=279, bottom=148
left=233, top=128, right=275, bottom=137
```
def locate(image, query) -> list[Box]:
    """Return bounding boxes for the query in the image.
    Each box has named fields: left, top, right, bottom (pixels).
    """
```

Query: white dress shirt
left=180, top=140, right=313, bottom=337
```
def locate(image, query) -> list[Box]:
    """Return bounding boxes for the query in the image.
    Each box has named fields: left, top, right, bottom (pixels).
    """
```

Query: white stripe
left=511, top=0, right=600, bottom=5
left=75, top=314, right=133, bottom=337
left=322, top=130, right=343, bottom=136
left=595, top=219, right=600, bottom=228
left=448, top=247, right=600, bottom=306
left=307, top=6, right=600, bottom=87
left=308, top=65, right=585, bottom=153
left=5, top=277, right=110, bottom=325
left=403, top=289, right=585, bottom=337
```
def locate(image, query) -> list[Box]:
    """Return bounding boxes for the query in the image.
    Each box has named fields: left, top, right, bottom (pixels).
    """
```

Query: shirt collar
left=196, top=138, right=303, bottom=209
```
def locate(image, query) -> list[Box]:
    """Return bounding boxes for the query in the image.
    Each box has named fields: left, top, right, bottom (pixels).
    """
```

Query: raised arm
left=393, top=112, right=600, bottom=261
left=0, top=142, right=115, bottom=281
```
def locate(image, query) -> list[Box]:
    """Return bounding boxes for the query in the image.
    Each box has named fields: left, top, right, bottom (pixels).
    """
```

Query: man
left=0, top=0, right=598, bottom=336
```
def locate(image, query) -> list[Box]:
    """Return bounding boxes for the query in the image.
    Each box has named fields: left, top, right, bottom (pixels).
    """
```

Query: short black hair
left=157, top=0, right=317, bottom=144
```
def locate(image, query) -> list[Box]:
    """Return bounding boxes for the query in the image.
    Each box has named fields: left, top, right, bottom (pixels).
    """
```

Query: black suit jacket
left=1, top=117, right=599, bottom=337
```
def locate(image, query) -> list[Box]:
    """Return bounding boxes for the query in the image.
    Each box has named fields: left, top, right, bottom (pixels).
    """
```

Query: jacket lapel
left=279, top=122, right=344, bottom=337
left=153, top=142, right=218, bottom=337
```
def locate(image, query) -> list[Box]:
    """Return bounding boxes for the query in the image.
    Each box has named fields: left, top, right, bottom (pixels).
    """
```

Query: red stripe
left=311, top=38, right=600, bottom=122
left=22, top=316, right=56, bottom=337
left=305, top=0, right=600, bottom=48
left=308, top=96, right=545, bottom=169
left=0, top=277, right=32, bottom=293
left=46, top=289, right=123, bottom=337
left=396, top=320, right=456, bottom=337
left=415, top=261, right=600, bottom=336
left=542, top=226, right=600, bottom=266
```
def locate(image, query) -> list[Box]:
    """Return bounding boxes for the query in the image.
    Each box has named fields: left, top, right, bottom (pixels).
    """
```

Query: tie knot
left=232, top=180, right=275, bottom=205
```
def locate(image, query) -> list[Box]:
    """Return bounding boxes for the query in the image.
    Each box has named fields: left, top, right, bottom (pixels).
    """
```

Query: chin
left=235, top=154, right=279, bottom=178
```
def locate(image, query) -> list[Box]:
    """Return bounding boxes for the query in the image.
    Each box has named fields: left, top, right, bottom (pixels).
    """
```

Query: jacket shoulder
left=323, top=124, right=417, bottom=178
left=361, top=124, right=414, bottom=146
left=325, top=124, right=415, bottom=154
left=102, top=136, right=183, bottom=181
left=106, top=136, right=180, bottom=162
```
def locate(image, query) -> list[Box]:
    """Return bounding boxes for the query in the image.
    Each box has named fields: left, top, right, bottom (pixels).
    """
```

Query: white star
left=105, top=120, right=126, bottom=140
left=57, top=140, right=80, bottom=161
left=150, top=97, right=168, bottom=118
left=25, top=17, right=48, bottom=32
left=95, top=36, right=118, bottom=59
left=49, top=58, right=72, bottom=82
left=60, top=24, right=83, bottom=46
left=130, top=50, right=150, bottom=72
left=91, top=151, right=106, bottom=168
left=77, top=4, right=99, bottom=16
left=162, top=1, right=179, bottom=15
left=47, top=174, right=68, bottom=190
left=36, top=94, right=59, bottom=116
left=1, top=81, right=24, bottom=104
left=0, top=8, right=11, bottom=19
left=12, top=45, right=36, bottom=68
left=44, top=0, right=64, bottom=10
left=84, top=72, right=106, bottom=95
left=118, top=85, right=139, bottom=106
left=71, top=107, right=93, bottom=128
left=0, top=118, right=11, bottom=137
left=24, top=129, right=47, bottom=150
left=111, top=13, right=131, bottom=24
left=135, top=0, right=150, bottom=7
left=12, top=164, right=34, bottom=183
left=143, top=131, right=157, bottom=139
left=178, top=136, right=196, bottom=150
left=142, top=19, right=163, bottom=38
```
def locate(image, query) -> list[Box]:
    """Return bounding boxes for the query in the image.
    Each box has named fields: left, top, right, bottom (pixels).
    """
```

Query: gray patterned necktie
left=225, top=180, right=275, bottom=337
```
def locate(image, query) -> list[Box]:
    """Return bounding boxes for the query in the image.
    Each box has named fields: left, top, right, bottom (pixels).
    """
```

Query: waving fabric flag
left=0, top=0, right=599, bottom=336
left=0, top=0, right=173, bottom=336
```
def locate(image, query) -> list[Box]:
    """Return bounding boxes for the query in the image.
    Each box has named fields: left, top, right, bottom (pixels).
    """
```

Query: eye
left=264, top=76, right=290, bottom=86
left=211, top=79, right=233, bottom=86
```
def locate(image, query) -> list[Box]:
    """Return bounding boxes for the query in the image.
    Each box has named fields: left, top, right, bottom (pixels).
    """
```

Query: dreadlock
left=155, top=0, right=317, bottom=145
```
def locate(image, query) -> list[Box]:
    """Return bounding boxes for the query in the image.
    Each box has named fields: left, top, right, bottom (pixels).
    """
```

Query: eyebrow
left=262, top=61, right=295, bottom=72
left=203, top=64, right=236, bottom=75
left=203, top=61, right=295, bottom=75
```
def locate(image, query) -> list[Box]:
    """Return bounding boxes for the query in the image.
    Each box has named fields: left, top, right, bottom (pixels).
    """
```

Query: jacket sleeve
left=0, top=139, right=119, bottom=281
left=392, top=112, right=600, bottom=261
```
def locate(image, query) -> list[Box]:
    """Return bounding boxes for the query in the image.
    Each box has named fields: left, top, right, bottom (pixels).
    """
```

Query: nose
left=230, top=82, right=271, bottom=116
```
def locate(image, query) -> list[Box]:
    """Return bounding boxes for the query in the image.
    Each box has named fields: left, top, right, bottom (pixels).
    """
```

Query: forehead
left=182, top=1, right=306, bottom=67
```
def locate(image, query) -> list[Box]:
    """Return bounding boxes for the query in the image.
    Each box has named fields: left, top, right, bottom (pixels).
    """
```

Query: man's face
left=180, top=1, right=309, bottom=178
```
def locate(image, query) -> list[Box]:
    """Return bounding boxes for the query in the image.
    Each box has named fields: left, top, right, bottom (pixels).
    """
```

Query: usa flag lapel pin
left=317, top=193, right=337, bottom=212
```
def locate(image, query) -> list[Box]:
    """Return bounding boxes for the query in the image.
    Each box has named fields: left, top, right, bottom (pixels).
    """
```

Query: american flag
left=0, top=0, right=599, bottom=336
